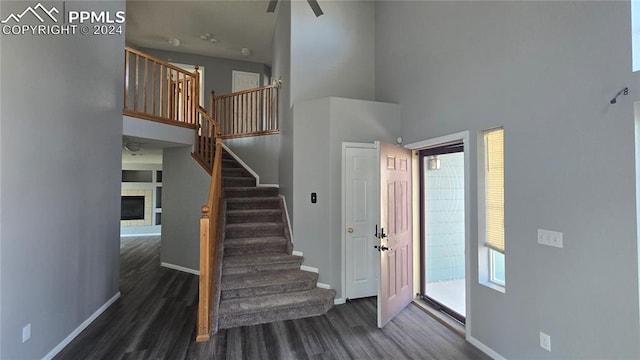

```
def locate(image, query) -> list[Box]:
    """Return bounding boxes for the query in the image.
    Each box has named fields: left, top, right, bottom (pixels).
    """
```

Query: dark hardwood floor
left=55, top=236, right=489, bottom=360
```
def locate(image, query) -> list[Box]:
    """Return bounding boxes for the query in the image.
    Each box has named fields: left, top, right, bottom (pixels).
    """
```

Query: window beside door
left=479, top=127, right=506, bottom=292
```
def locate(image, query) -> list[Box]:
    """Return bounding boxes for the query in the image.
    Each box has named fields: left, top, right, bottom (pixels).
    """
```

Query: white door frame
left=404, top=130, right=472, bottom=338
left=341, top=142, right=379, bottom=304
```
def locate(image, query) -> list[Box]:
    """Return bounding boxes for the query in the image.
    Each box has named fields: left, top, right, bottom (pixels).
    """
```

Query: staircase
left=217, top=151, right=336, bottom=329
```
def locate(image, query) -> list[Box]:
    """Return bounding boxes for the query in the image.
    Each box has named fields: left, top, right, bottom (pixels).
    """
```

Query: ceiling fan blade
left=307, top=0, right=323, bottom=17
left=267, top=0, right=278, bottom=13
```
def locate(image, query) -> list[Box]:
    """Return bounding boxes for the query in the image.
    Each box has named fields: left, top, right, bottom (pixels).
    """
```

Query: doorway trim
left=340, top=142, right=379, bottom=305
left=405, top=131, right=472, bottom=338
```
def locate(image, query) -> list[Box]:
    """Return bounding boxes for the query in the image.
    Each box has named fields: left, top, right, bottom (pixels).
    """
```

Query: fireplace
left=121, top=196, right=145, bottom=220
left=120, top=189, right=152, bottom=226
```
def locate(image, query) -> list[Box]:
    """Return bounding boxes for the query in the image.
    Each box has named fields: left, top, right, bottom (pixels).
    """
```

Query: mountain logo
left=1, top=3, right=59, bottom=24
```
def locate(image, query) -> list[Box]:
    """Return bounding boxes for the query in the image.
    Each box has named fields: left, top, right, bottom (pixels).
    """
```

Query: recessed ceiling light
left=241, top=48, right=251, bottom=56
left=168, top=37, right=180, bottom=47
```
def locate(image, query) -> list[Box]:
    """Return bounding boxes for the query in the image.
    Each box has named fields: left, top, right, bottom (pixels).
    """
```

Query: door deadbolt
left=347, top=227, right=354, bottom=233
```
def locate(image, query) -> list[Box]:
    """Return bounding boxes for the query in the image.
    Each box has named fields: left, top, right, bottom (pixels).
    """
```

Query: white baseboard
left=467, top=335, right=506, bottom=360
left=317, top=282, right=331, bottom=289
left=300, top=265, right=318, bottom=273
left=161, top=262, right=200, bottom=275
left=292, top=250, right=303, bottom=257
left=43, top=292, right=121, bottom=360
left=120, top=233, right=161, bottom=238
left=334, top=297, right=346, bottom=305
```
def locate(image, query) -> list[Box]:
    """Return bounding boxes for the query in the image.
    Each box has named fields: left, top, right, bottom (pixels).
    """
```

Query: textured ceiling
left=125, top=1, right=278, bottom=65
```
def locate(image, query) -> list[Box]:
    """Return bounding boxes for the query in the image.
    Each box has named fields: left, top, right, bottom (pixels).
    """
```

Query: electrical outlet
left=22, top=323, right=31, bottom=343
left=538, top=229, right=563, bottom=248
left=539, top=331, right=551, bottom=352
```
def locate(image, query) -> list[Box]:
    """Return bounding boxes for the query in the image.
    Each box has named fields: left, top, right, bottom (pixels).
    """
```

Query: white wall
left=376, top=1, right=639, bottom=358
left=293, top=97, right=400, bottom=295
left=0, top=1, right=125, bottom=358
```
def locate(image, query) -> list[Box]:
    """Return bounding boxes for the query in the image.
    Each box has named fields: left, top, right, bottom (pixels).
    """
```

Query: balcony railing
left=212, top=84, right=279, bottom=139
left=124, top=47, right=199, bottom=129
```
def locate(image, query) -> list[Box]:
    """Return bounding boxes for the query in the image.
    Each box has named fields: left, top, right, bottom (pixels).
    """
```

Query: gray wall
left=0, top=1, right=125, bottom=358
left=161, top=146, right=210, bottom=271
left=290, top=0, right=375, bottom=105
left=273, top=0, right=294, bottom=218
left=376, top=1, right=639, bottom=358
left=136, top=46, right=270, bottom=112
left=224, top=135, right=280, bottom=184
left=293, top=97, right=400, bottom=293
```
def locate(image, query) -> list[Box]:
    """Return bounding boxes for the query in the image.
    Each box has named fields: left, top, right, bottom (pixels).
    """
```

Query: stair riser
left=224, top=189, right=279, bottom=198
left=222, top=159, right=243, bottom=168
left=226, top=227, right=283, bottom=238
left=219, top=302, right=333, bottom=329
left=226, top=201, right=281, bottom=210
left=224, top=245, right=288, bottom=257
left=224, top=178, right=257, bottom=187
left=223, top=168, right=252, bottom=177
left=226, top=214, right=282, bottom=224
left=222, top=261, right=303, bottom=276
left=221, top=279, right=317, bottom=300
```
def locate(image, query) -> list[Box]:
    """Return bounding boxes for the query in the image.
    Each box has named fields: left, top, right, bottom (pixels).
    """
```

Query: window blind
left=485, top=128, right=504, bottom=253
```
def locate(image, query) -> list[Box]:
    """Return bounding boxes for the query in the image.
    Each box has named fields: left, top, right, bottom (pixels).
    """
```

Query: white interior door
left=344, top=144, right=379, bottom=299
left=232, top=70, right=260, bottom=93
left=377, top=141, right=413, bottom=328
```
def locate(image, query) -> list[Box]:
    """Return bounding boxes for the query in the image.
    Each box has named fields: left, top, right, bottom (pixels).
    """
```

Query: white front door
left=344, top=144, right=379, bottom=300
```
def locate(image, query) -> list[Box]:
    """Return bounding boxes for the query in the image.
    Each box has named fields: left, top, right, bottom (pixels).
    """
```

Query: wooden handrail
left=193, top=104, right=223, bottom=342
left=212, top=84, right=280, bottom=139
left=124, top=46, right=200, bottom=129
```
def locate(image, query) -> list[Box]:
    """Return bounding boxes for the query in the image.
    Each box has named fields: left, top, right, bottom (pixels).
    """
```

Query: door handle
left=374, top=245, right=391, bottom=252
left=347, top=227, right=354, bottom=233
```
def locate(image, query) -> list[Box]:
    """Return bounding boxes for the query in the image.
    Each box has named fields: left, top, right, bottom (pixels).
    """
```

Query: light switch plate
left=538, top=229, right=563, bottom=248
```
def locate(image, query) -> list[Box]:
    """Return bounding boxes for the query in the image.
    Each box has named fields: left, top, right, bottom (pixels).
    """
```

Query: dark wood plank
left=55, top=236, right=490, bottom=360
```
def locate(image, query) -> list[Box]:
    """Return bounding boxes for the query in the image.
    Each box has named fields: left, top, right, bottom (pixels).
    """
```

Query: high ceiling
left=125, top=1, right=278, bottom=65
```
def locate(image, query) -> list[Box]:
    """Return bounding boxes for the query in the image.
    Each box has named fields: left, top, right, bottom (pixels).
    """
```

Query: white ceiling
left=125, top=1, right=278, bottom=65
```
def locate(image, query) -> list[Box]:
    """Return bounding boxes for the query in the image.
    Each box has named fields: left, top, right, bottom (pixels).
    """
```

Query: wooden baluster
left=274, top=86, right=279, bottom=130
left=253, top=90, right=257, bottom=133
left=143, top=57, right=148, bottom=114
left=260, top=88, right=264, bottom=131
left=134, top=54, right=139, bottom=112
left=151, top=61, right=157, bottom=116
left=166, top=70, right=171, bottom=120
left=159, top=65, right=164, bottom=118
left=267, top=87, right=272, bottom=131
left=124, top=50, right=130, bottom=111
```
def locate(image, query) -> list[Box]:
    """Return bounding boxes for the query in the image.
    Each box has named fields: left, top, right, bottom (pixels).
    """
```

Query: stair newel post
left=197, top=205, right=212, bottom=342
